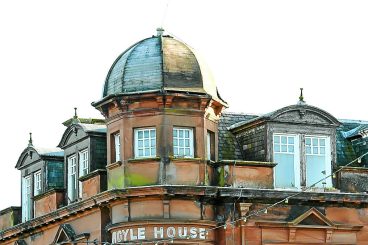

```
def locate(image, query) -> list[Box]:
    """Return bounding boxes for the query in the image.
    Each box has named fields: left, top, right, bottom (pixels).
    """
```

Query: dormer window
left=21, top=176, right=31, bottom=222
left=34, top=171, right=42, bottom=196
left=134, top=128, right=156, bottom=158
left=273, top=134, right=331, bottom=189
left=67, top=155, right=77, bottom=202
left=79, top=150, right=89, bottom=177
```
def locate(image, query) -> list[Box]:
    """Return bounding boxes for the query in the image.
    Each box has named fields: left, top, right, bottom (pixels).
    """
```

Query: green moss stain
left=218, top=166, right=225, bottom=187
left=108, top=170, right=124, bottom=190
left=126, top=173, right=156, bottom=186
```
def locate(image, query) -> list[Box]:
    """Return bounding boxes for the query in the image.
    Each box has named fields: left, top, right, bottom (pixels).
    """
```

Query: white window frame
left=22, top=175, right=31, bottom=222
left=273, top=134, right=300, bottom=189
left=207, top=132, right=211, bottom=160
left=305, top=135, right=332, bottom=188
left=114, top=133, right=121, bottom=162
left=134, top=128, right=156, bottom=158
left=67, top=155, right=77, bottom=202
left=79, top=150, right=89, bottom=177
left=173, top=127, right=194, bottom=158
left=34, top=170, right=42, bottom=196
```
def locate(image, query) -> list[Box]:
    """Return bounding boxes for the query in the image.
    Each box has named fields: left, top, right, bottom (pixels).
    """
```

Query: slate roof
left=218, top=111, right=258, bottom=160
left=101, top=33, right=226, bottom=106
left=79, top=123, right=107, bottom=133
left=33, top=147, right=64, bottom=157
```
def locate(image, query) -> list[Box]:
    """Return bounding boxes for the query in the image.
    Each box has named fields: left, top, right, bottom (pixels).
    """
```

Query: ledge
left=33, top=188, right=65, bottom=202
left=216, top=160, right=277, bottom=167
left=127, top=157, right=161, bottom=163
left=0, top=206, right=21, bottom=216
left=79, top=169, right=107, bottom=182
left=338, top=167, right=368, bottom=173
left=170, top=157, right=203, bottom=162
left=106, top=161, right=122, bottom=170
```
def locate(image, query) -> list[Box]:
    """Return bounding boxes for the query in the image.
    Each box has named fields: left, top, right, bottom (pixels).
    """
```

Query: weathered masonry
left=1, top=29, right=368, bottom=245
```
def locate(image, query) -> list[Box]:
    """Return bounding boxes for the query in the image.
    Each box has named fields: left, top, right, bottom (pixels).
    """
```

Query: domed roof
left=102, top=31, right=226, bottom=105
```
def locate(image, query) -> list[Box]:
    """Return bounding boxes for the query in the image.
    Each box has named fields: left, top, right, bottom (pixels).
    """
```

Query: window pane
left=144, top=149, right=150, bottom=156
left=179, top=139, right=184, bottom=147
left=306, top=155, right=326, bottom=187
left=179, top=148, right=184, bottom=156
left=185, top=148, right=190, bottom=156
left=185, top=130, right=189, bottom=138
left=306, top=138, right=311, bottom=145
left=179, top=130, right=183, bottom=138
left=274, top=153, right=295, bottom=188
left=312, top=138, right=318, bottom=146
left=173, top=139, right=178, bottom=146
left=313, top=147, right=318, bottom=154
left=274, top=136, right=280, bottom=144
left=288, top=137, right=294, bottom=144
left=173, top=130, right=177, bottom=137
left=306, top=146, right=311, bottom=154
left=138, top=131, right=143, bottom=138
left=138, top=140, right=143, bottom=147
left=281, top=136, right=287, bottom=144
left=144, top=139, right=149, bottom=147
left=288, top=145, right=294, bottom=153
left=281, top=145, right=287, bottom=153
left=150, top=130, right=156, bottom=137
left=151, top=139, right=156, bottom=147
left=185, top=139, right=189, bottom=147
left=320, top=147, right=325, bottom=154
left=151, top=148, right=156, bottom=156
left=144, top=130, right=149, bottom=138
left=320, top=139, right=325, bottom=146
left=174, top=148, right=178, bottom=155
left=138, top=149, right=143, bottom=156
left=274, top=144, right=280, bottom=152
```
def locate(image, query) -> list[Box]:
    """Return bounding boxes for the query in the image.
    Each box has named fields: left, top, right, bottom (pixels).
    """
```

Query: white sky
left=0, top=0, right=367, bottom=210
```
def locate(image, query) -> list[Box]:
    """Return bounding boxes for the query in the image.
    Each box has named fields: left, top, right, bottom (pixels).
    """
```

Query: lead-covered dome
left=102, top=30, right=226, bottom=105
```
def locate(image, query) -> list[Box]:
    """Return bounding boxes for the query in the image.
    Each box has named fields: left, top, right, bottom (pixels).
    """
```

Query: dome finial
left=28, top=132, right=33, bottom=147
left=298, top=88, right=306, bottom=105
left=156, top=27, right=164, bottom=36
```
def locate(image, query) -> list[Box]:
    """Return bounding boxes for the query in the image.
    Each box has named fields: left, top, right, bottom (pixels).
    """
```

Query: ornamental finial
left=28, top=132, right=33, bottom=146
left=298, top=88, right=306, bottom=105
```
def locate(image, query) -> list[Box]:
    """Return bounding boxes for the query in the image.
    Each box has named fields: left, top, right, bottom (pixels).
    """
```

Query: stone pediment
left=51, top=224, right=89, bottom=245
left=268, top=104, right=340, bottom=127
left=57, top=124, right=88, bottom=148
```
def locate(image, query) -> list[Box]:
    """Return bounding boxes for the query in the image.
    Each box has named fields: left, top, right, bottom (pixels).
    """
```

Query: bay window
left=134, top=128, right=156, bottom=158
left=273, top=134, right=331, bottom=189
left=173, top=127, right=194, bottom=158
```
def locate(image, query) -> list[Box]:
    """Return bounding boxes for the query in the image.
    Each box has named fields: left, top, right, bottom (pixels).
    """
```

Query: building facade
left=0, top=30, right=368, bottom=245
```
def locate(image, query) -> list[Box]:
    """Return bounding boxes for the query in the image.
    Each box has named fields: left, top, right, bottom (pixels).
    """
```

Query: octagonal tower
left=93, top=29, right=227, bottom=188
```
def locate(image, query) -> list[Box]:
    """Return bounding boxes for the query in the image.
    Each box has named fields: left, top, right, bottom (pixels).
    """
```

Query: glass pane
left=313, top=147, right=318, bottom=154
left=274, top=144, right=280, bottom=152
left=185, top=139, right=189, bottom=147
left=288, top=145, right=294, bottom=153
left=179, top=139, right=184, bottom=147
left=320, top=147, right=325, bottom=155
left=179, top=130, right=183, bottom=138
left=151, top=139, right=156, bottom=147
left=144, top=149, right=150, bottom=156
left=281, top=145, right=287, bottom=153
left=138, top=149, right=143, bottom=156
left=151, top=148, right=156, bottom=156
left=173, top=130, right=177, bottom=137
left=306, top=138, right=311, bottom=145
left=144, top=139, right=149, bottom=147
left=274, top=136, right=280, bottom=144
left=306, top=155, right=326, bottom=187
left=174, top=148, right=178, bottom=155
left=281, top=136, right=287, bottom=144
left=179, top=148, right=184, bottom=156
left=288, top=137, right=294, bottom=144
left=138, top=131, right=143, bottom=138
left=312, top=138, right=318, bottom=146
left=320, top=139, right=325, bottom=146
left=274, top=153, right=295, bottom=188
left=138, top=140, right=143, bottom=147
left=144, top=130, right=149, bottom=138
left=185, top=130, right=189, bottom=138
left=306, top=146, right=311, bottom=154
left=173, top=139, right=178, bottom=146
left=185, top=148, right=190, bottom=156
left=151, top=129, right=156, bottom=137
